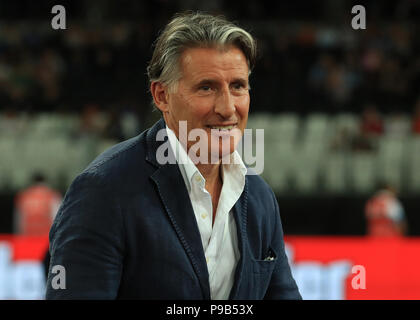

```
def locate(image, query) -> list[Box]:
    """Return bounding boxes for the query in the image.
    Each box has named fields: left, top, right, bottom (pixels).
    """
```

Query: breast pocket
left=251, top=247, right=277, bottom=299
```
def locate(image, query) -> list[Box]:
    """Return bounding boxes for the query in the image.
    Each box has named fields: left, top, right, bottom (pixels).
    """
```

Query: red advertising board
left=0, top=235, right=49, bottom=261
left=285, top=236, right=420, bottom=300
left=0, top=235, right=419, bottom=299
left=0, top=235, right=49, bottom=299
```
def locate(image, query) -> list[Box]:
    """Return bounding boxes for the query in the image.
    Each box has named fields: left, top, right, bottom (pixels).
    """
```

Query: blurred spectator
left=349, top=104, right=384, bottom=152
left=361, top=48, right=384, bottom=74
left=103, top=106, right=124, bottom=141
left=360, top=105, right=384, bottom=136
left=308, top=51, right=361, bottom=112
left=0, top=3, right=417, bottom=116
left=325, top=62, right=359, bottom=110
left=307, top=53, right=335, bottom=110
left=377, top=56, right=409, bottom=110
left=35, top=48, right=65, bottom=110
left=308, top=54, right=335, bottom=89
left=79, top=103, right=108, bottom=138
left=412, top=98, right=420, bottom=134
left=364, top=183, right=407, bottom=237
left=13, top=173, right=62, bottom=236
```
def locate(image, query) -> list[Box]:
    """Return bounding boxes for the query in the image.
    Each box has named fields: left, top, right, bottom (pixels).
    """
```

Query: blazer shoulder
left=246, top=173, right=276, bottom=201
left=77, top=130, right=149, bottom=187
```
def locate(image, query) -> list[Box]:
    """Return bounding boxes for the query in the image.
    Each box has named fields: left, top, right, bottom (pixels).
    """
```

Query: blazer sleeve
left=45, top=172, right=125, bottom=299
left=264, top=191, right=302, bottom=300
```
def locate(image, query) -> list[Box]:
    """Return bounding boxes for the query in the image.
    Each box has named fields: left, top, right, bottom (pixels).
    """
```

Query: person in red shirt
left=412, top=98, right=420, bottom=134
left=14, top=173, right=62, bottom=236
left=365, top=183, right=407, bottom=237
left=360, top=104, right=384, bottom=136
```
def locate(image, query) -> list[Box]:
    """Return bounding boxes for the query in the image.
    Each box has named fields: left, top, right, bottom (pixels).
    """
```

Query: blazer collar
left=145, top=118, right=172, bottom=168
left=228, top=180, right=248, bottom=300
left=145, top=118, right=248, bottom=300
left=146, top=118, right=210, bottom=299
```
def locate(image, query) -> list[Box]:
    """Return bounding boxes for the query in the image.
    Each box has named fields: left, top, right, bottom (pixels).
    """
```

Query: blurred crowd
left=0, top=1, right=420, bottom=140
left=330, top=100, right=420, bottom=154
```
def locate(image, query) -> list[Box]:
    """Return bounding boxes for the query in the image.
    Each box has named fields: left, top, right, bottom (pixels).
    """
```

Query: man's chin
left=209, top=147, right=236, bottom=165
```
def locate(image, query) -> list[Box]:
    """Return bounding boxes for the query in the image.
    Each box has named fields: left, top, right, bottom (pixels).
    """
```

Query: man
left=14, top=173, right=62, bottom=279
left=365, top=183, right=407, bottom=237
left=46, top=12, right=301, bottom=300
left=14, top=173, right=62, bottom=236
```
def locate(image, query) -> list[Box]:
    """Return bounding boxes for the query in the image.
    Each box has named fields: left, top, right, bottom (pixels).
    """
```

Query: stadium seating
left=0, top=137, right=18, bottom=190
left=323, top=152, right=348, bottom=193
left=377, top=136, right=406, bottom=191
left=303, top=113, right=331, bottom=142
left=1, top=112, right=419, bottom=196
left=349, top=151, right=378, bottom=194
left=333, top=113, right=360, bottom=135
left=407, top=136, right=420, bottom=193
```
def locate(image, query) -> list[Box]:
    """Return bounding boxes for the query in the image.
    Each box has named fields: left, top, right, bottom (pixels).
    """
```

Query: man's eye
left=199, top=86, right=211, bottom=91
left=232, top=83, right=247, bottom=91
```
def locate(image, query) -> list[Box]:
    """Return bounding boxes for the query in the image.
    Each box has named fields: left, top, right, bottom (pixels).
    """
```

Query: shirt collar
left=166, top=125, right=201, bottom=192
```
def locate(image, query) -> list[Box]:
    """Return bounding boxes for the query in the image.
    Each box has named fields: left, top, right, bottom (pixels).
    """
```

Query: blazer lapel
left=146, top=119, right=211, bottom=300
left=229, top=178, right=248, bottom=299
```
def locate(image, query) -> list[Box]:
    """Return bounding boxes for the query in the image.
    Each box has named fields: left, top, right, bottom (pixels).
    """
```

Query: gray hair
left=147, top=11, right=257, bottom=94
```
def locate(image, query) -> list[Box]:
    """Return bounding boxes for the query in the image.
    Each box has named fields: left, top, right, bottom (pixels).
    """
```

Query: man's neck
left=196, top=162, right=222, bottom=187
left=197, top=162, right=223, bottom=226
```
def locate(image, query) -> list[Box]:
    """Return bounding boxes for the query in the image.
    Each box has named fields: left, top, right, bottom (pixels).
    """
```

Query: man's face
left=161, top=46, right=250, bottom=162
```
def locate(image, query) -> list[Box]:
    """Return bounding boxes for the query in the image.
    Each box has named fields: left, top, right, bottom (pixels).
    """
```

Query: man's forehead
left=180, top=46, right=249, bottom=78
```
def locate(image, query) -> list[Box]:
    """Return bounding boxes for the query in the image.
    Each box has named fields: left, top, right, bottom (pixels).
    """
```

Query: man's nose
left=214, top=88, right=236, bottom=118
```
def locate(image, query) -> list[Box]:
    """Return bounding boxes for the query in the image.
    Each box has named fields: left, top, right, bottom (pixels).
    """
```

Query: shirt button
left=206, top=257, right=210, bottom=263
left=195, top=176, right=202, bottom=183
left=201, top=213, right=208, bottom=219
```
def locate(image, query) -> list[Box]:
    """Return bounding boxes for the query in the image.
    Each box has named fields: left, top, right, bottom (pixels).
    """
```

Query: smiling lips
left=206, top=124, right=241, bottom=140
left=210, top=125, right=236, bottom=131
left=207, top=124, right=238, bottom=131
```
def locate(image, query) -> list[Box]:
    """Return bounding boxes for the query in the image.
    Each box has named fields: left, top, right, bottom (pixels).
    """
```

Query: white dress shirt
left=166, top=126, right=247, bottom=299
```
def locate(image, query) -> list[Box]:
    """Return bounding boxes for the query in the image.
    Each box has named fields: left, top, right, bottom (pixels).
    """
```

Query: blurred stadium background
left=1, top=0, right=420, bottom=299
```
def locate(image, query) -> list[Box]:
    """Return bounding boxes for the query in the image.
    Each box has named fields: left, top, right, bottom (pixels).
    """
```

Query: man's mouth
left=207, top=124, right=237, bottom=131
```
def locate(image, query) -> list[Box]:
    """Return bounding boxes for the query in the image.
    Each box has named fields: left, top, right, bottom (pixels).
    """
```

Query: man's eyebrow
left=195, top=78, right=249, bottom=86
left=195, top=79, right=218, bottom=87
left=231, top=78, right=249, bottom=85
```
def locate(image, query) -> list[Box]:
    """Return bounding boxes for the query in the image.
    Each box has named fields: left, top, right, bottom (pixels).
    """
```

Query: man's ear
left=150, top=82, right=170, bottom=113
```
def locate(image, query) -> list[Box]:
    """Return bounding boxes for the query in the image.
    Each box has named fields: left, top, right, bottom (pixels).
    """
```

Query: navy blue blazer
left=46, top=118, right=301, bottom=300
